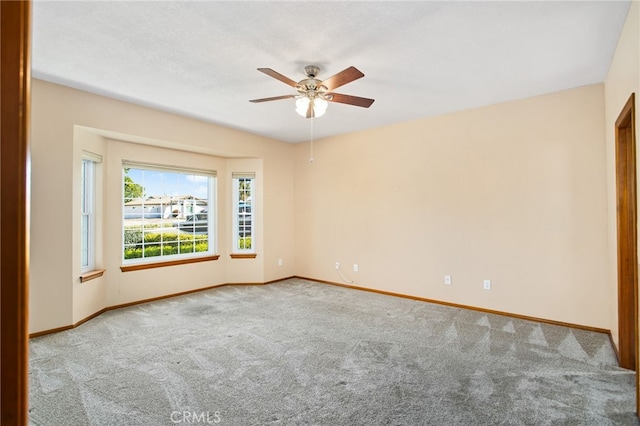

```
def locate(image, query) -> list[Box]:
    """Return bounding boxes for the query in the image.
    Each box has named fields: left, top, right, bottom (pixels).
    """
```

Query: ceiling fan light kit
left=296, top=96, right=328, bottom=118
left=250, top=65, right=374, bottom=119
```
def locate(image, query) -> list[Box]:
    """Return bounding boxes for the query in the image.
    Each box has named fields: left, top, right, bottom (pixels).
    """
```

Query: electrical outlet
left=483, top=279, right=491, bottom=290
left=278, top=258, right=283, bottom=266
left=444, top=275, right=452, bottom=285
left=335, top=262, right=340, bottom=270
left=353, top=264, right=359, bottom=272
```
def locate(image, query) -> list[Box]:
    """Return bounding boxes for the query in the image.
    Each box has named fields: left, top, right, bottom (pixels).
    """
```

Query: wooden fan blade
left=249, top=95, right=296, bottom=103
left=327, top=93, right=375, bottom=108
left=321, top=66, right=364, bottom=91
left=257, top=68, right=299, bottom=88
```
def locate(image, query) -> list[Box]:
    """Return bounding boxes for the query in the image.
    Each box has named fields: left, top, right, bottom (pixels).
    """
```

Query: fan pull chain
left=309, top=117, right=315, bottom=163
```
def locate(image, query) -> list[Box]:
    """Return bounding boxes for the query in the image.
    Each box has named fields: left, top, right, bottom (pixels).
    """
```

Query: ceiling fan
left=249, top=65, right=375, bottom=118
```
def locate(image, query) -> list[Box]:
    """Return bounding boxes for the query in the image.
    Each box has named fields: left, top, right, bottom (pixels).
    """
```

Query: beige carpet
left=29, top=278, right=638, bottom=425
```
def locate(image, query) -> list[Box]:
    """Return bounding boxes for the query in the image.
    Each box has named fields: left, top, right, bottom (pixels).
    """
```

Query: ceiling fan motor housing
left=297, top=66, right=328, bottom=99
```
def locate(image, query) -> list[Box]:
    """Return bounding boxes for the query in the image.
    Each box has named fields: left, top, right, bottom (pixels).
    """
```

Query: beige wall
left=30, top=80, right=295, bottom=333
left=295, top=84, right=610, bottom=329
left=604, top=0, right=640, bottom=348
left=32, top=15, right=637, bottom=335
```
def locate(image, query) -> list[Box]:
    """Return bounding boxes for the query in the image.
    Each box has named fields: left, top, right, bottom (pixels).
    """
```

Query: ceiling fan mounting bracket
left=304, top=65, right=320, bottom=78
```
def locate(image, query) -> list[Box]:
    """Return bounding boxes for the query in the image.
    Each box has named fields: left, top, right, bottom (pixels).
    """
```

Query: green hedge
left=238, top=237, right=252, bottom=250
left=123, top=233, right=209, bottom=260
left=124, top=229, right=143, bottom=245
left=124, top=230, right=207, bottom=246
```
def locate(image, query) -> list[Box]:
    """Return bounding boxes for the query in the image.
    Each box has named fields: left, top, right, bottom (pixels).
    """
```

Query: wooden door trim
left=0, top=1, right=31, bottom=424
left=614, top=93, right=638, bottom=414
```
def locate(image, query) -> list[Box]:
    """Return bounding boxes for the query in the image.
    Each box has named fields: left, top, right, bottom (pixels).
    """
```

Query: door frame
left=614, top=92, right=639, bottom=411
left=0, top=1, right=31, bottom=424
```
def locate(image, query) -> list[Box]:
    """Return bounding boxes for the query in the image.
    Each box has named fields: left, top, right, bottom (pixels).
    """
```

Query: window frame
left=232, top=173, right=255, bottom=255
left=121, top=161, right=217, bottom=267
left=80, top=157, right=97, bottom=272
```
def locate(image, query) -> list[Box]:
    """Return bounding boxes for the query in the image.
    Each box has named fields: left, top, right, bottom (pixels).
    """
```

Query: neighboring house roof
left=125, top=195, right=207, bottom=207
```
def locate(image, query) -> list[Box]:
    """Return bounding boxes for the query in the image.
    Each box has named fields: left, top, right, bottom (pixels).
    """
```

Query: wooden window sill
left=120, top=255, right=220, bottom=272
left=80, top=269, right=106, bottom=283
left=230, top=253, right=257, bottom=259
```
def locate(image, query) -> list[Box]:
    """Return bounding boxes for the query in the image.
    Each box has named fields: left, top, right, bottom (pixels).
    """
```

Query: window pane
left=81, top=159, right=94, bottom=271
left=81, top=214, right=89, bottom=267
left=233, top=176, right=254, bottom=252
left=122, top=166, right=214, bottom=263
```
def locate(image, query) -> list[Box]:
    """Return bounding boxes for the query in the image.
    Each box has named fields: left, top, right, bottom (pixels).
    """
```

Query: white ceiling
left=32, top=1, right=631, bottom=143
